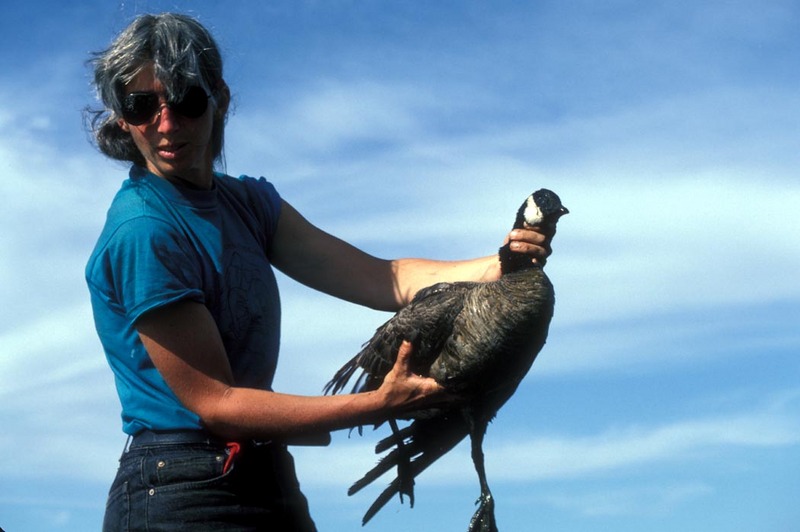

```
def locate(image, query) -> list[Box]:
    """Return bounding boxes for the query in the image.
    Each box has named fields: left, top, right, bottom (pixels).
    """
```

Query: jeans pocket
left=144, top=445, right=231, bottom=491
left=141, top=446, right=252, bottom=529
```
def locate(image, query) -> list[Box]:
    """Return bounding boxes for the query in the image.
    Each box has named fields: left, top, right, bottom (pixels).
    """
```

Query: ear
left=118, top=118, right=131, bottom=133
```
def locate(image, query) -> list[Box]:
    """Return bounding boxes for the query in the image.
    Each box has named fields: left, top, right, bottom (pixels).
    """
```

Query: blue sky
left=1, top=1, right=798, bottom=531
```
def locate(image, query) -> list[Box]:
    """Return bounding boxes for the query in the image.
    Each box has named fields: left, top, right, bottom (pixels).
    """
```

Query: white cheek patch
left=523, top=196, right=544, bottom=225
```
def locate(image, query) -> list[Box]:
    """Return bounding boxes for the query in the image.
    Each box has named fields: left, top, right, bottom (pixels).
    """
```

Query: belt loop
left=223, top=442, right=241, bottom=474
left=123, top=434, right=133, bottom=455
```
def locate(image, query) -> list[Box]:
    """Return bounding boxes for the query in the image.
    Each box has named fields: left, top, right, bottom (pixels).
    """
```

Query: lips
left=156, top=142, right=187, bottom=159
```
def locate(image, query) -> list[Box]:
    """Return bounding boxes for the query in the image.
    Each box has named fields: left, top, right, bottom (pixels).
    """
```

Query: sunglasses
left=121, top=86, right=210, bottom=125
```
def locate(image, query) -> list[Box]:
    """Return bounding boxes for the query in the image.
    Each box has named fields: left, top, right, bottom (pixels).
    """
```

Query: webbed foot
left=467, top=491, right=498, bottom=532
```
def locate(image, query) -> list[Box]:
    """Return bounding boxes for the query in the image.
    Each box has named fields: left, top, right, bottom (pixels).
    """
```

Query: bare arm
left=136, top=300, right=445, bottom=442
left=270, top=201, right=552, bottom=311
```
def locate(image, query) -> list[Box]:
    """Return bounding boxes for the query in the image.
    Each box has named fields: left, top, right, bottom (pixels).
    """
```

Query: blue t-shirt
left=86, top=166, right=282, bottom=435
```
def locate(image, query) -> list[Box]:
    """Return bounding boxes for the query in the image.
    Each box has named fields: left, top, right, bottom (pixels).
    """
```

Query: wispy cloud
left=0, top=304, right=101, bottom=396
left=490, top=408, right=799, bottom=482
left=538, top=482, right=715, bottom=517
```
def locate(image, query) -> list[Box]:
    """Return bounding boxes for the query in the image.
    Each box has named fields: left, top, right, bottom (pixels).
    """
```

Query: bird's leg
left=466, top=416, right=498, bottom=532
left=389, top=418, right=415, bottom=508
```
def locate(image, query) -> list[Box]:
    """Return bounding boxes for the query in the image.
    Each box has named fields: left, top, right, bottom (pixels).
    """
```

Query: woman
left=85, top=13, right=554, bottom=531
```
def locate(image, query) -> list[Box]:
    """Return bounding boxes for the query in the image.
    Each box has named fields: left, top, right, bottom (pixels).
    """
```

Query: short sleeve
left=239, top=176, right=282, bottom=256
left=98, top=216, right=204, bottom=322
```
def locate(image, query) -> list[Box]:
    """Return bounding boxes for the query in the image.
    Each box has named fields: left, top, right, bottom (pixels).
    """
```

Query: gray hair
left=86, top=13, right=227, bottom=167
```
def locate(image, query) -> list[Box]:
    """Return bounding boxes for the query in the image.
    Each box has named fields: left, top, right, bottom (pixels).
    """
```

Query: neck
left=165, top=173, right=214, bottom=190
left=145, top=155, right=215, bottom=190
left=498, top=243, right=539, bottom=275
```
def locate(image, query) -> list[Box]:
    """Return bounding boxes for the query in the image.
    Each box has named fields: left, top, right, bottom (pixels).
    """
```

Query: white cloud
left=0, top=304, right=102, bottom=396
left=538, top=482, right=714, bottom=517
left=489, top=411, right=799, bottom=482
left=227, top=79, right=433, bottom=174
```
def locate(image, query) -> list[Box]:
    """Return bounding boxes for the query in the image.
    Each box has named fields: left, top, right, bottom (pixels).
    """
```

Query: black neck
left=498, top=242, right=538, bottom=275
left=499, top=212, right=559, bottom=274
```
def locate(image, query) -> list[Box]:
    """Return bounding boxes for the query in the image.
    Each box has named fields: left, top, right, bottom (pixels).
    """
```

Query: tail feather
left=375, top=422, right=415, bottom=453
left=350, top=415, right=470, bottom=524
left=349, top=445, right=401, bottom=496
left=360, top=475, right=404, bottom=525
left=356, top=432, right=464, bottom=524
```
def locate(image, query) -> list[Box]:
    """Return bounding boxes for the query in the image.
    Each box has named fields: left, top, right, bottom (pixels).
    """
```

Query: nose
left=156, top=104, right=180, bottom=133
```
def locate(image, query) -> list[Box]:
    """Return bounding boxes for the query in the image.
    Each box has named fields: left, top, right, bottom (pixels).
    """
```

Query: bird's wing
left=324, top=281, right=477, bottom=395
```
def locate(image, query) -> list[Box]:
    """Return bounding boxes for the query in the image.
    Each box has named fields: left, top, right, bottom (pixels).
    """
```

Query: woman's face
left=118, top=63, right=218, bottom=189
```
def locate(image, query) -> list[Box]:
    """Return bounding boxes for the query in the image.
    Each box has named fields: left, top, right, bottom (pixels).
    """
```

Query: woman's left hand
left=504, top=225, right=554, bottom=266
left=479, top=225, right=554, bottom=283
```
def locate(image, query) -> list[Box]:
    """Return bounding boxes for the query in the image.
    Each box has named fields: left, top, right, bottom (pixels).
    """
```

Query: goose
left=325, top=189, right=568, bottom=532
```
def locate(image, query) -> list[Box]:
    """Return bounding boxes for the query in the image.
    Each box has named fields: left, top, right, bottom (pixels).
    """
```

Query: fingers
left=380, top=338, right=464, bottom=415
left=507, top=227, right=553, bottom=264
left=394, top=340, right=414, bottom=372
left=393, top=339, right=443, bottom=394
left=509, top=227, right=550, bottom=245
left=508, top=238, right=551, bottom=255
left=385, top=339, right=419, bottom=384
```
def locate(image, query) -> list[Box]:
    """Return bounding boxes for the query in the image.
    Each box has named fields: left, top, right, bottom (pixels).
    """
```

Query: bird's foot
left=390, top=419, right=415, bottom=507
left=467, top=492, right=498, bottom=532
left=396, top=455, right=416, bottom=507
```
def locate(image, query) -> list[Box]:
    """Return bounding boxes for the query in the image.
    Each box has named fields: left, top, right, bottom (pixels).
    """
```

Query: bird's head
left=516, top=189, right=569, bottom=230
left=500, top=188, right=568, bottom=274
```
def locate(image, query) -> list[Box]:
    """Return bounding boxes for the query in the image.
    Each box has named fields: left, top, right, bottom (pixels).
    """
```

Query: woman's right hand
left=377, top=340, right=456, bottom=415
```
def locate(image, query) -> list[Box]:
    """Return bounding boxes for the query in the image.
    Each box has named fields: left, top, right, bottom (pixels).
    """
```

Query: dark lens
left=172, top=86, right=209, bottom=119
left=121, top=92, right=159, bottom=125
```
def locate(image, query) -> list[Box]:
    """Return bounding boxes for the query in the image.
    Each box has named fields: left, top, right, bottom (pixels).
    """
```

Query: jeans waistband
left=129, top=429, right=228, bottom=449
left=128, top=429, right=279, bottom=451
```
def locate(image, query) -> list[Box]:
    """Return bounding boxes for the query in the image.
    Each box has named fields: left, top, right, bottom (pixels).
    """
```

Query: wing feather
left=324, top=281, right=477, bottom=394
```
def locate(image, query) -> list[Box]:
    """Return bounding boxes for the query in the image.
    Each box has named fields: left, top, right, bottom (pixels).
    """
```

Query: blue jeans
left=103, top=431, right=317, bottom=531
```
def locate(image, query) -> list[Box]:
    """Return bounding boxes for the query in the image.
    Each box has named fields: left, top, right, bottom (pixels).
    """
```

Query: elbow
left=191, top=387, right=249, bottom=442
left=198, top=415, right=243, bottom=442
